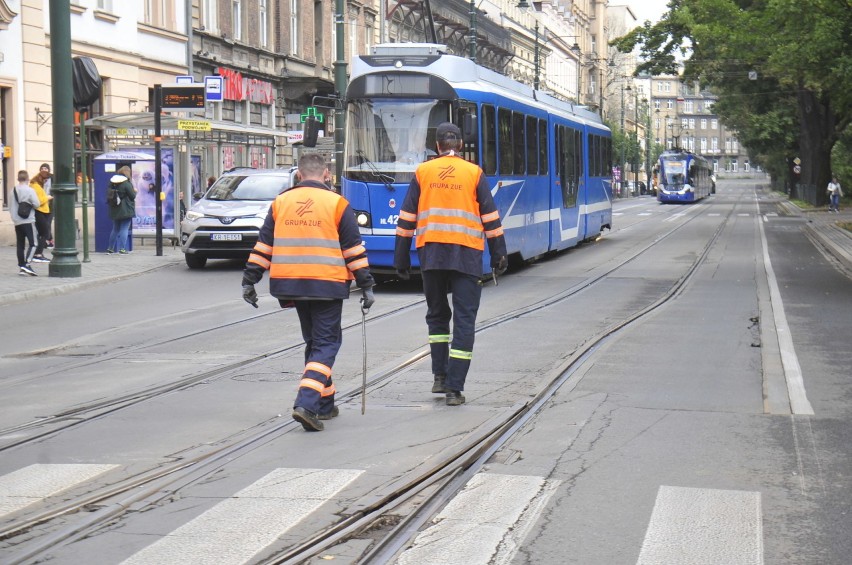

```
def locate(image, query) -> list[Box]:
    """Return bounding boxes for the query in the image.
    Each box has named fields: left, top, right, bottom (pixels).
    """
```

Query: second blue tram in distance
left=341, top=43, right=613, bottom=275
left=656, top=150, right=714, bottom=204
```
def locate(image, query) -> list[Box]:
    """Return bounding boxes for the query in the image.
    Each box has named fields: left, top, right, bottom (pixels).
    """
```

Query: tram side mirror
left=462, top=114, right=477, bottom=144
left=303, top=116, right=320, bottom=148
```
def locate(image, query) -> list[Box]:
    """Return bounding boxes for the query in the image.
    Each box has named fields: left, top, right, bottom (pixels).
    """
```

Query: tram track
left=2, top=198, right=742, bottom=564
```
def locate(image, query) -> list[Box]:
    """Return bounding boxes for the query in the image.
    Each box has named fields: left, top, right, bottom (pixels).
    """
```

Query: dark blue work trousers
left=293, top=299, right=343, bottom=416
left=422, top=270, right=482, bottom=392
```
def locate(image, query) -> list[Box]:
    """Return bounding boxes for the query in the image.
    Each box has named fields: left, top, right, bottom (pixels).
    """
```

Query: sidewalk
left=780, top=199, right=852, bottom=273
left=0, top=239, right=185, bottom=307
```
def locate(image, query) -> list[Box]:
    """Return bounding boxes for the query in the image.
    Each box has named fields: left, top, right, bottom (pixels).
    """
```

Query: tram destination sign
left=161, top=84, right=206, bottom=111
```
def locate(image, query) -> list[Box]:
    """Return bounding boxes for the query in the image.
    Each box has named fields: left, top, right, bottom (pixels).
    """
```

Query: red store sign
left=217, top=67, right=274, bottom=105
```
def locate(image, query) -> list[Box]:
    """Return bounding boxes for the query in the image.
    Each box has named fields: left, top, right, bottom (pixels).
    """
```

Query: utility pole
left=48, top=0, right=81, bottom=277
left=333, top=0, right=346, bottom=185
left=620, top=83, right=626, bottom=198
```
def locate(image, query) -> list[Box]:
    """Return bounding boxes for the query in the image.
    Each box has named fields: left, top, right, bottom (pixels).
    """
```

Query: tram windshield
left=345, top=98, right=450, bottom=183
left=661, top=159, right=686, bottom=185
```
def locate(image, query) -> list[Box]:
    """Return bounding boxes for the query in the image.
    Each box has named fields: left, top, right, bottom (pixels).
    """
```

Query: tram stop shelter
left=86, top=111, right=280, bottom=213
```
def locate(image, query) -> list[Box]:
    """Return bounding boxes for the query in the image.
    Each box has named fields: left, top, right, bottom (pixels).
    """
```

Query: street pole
left=48, top=0, right=81, bottom=277
left=620, top=84, right=625, bottom=198
left=533, top=21, right=539, bottom=90
left=79, top=109, right=90, bottom=262
left=469, top=0, right=477, bottom=62
left=154, top=85, right=163, bottom=256
left=333, top=0, right=346, bottom=186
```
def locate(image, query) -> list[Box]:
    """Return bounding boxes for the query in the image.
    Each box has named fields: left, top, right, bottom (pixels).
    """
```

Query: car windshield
left=205, top=174, right=290, bottom=201
left=344, top=98, right=449, bottom=184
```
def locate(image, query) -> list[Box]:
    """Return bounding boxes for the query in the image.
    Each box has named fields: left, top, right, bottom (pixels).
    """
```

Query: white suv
left=180, top=168, right=297, bottom=269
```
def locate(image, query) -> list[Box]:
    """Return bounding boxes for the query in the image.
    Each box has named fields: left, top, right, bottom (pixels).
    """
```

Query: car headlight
left=184, top=210, right=204, bottom=221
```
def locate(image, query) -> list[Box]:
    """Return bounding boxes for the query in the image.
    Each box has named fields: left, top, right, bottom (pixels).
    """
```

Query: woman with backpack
left=106, top=165, right=137, bottom=254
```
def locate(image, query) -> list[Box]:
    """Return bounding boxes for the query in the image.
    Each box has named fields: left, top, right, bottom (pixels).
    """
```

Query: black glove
left=396, top=268, right=410, bottom=281
left=242, top=284, right=258, bottom=308
left=360, top=287, right=375, bottom=310
left=492, top=255, right=508, bottom=275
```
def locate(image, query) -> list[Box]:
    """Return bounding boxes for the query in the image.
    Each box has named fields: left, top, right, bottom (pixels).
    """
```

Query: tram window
left=458, top=104, right=479, bottom=165
left=498, top=108, right=513, bottom=175
left=589, top=135, right=598, bottom=177
left=526, top=116, right=538, bottom=175
left=481, top=105, right=497, bottom=175
left=575, top=129, right=583, bottom=178
left=513, top=112, right=526, bottom=174
left=538, top=119, right=548, bottom=174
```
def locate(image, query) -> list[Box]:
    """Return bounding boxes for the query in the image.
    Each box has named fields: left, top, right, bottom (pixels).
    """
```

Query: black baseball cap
left=436, top=122, right=462, bottom=142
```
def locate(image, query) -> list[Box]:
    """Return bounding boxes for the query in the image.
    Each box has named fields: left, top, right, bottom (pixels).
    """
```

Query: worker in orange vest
left=394, top=122, right=507, bottom=406
left=242, top=153, right=375, bottom=431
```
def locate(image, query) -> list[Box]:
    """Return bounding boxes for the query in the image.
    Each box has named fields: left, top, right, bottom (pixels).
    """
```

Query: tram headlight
left=355, top=211, right=371, bottom=228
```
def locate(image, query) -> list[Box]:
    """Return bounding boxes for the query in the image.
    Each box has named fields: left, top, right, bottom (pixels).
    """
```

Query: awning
left=86, top=112, right=279, bottom=146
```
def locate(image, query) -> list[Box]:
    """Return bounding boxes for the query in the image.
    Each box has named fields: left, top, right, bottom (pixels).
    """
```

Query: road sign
left=793, top=165, right=801, bottom=174
left=175, top=75, right=194, bottom=85
left=178, top=119, right=212, bottom=132
left=204, top=75, right=223, bottom=102
left=161, top=84, right=205, bottom=111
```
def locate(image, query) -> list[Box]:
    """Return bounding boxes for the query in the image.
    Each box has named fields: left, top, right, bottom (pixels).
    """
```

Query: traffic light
left=303, top=116, right=320, bottom=148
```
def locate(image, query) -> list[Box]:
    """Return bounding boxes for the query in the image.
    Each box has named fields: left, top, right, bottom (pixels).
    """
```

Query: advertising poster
left=125, top=148, right=176, bottom=234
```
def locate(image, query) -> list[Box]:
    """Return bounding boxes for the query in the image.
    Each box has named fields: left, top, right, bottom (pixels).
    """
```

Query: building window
left=688, top=118, right=695, bottom=129
left=97, top=0, right=113, bottom=11
left=260, top=0, right=268, bottom=47
left=365, top=16, right=374, bottom=52
left=291, top=0, right=300, bottom=55
left=701, top=118, right=707, bottom=129
left=664, top=82, right=671, bottom=92
left=203, top=0, right=218, bottom=33
left=711, top=137, right=718, bottom=151
left=653, top=99, right=660, bottom=109
left=143, top=0, right=176, bottom=30
left=684, top=100, right=693, bottom=113
left=666, top=100, right=673, bottom=109
left=700, top=137, right=707, bottom=152
left=232, top=0, right=241, bottom=40
left=681, top=118, right=688, bottom=129
left=349, top=8, right=358, bottom=59
left=711, top=119, right=718, bottom=129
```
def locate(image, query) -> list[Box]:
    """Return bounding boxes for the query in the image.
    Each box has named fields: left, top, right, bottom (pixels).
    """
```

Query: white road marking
left=738, top=213, right=751, bottom=216
left=396, top=473, right=560, bottom=565
left=0, top=463, right=118, bottom=517
left=637, top=486, right=763, bottom=565
left=758, top=216, right=814, bottom=414
left=121, top=468, right=363, bottom=565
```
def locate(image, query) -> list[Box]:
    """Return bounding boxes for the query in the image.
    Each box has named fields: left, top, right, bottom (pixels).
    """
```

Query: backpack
left=107, top=184, right=121, bottom=207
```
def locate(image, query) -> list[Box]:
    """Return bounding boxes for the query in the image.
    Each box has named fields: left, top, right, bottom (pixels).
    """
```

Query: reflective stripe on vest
left=269, top=188, right=352, bottom=282
left=414, top=157, right=485, bottom=250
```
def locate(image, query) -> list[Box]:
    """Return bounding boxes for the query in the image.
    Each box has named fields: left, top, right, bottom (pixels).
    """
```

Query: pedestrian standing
left=107, top=165, right=137, bottom=254
left=29, top=164, right=54, bottom=262
left=10, top=170, right=41, bottom=276
left=827, top=176, right=843, bottom=213
left=394, top=122, right=508, bottom=406
left=241, top=154, right=375, bottom=432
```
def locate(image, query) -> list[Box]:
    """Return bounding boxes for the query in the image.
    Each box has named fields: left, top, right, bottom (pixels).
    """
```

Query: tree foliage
left=613, top=0, right=852, bottom=204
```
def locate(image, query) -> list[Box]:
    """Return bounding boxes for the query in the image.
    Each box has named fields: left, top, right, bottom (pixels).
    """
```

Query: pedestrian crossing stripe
left=0, top=463, right=118, bottom=518
left=121, top=467, right=363, bottom=565
left=396, top=473, right=561, bottom=565
left=637, top=485, right=763, bottom=564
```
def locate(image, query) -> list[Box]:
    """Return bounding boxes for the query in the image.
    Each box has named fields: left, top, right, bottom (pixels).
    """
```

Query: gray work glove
left=492, top=255, right=508, bottom=276
left=242, top=284, right=258, bottom=308
left=360, top=287, right=375, bottom=310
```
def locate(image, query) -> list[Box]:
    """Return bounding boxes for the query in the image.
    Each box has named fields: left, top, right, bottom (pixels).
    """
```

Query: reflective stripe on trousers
left=293, top=299, right=343, bottom=415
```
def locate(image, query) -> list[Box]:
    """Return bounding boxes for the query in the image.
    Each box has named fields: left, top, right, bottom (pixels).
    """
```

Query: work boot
left=292, top=407, right=324, bottom=431
left=446, top=390, right=466, bottom=406
left=318, top=406, right=340, bottom=420
left=432, top=374, right=447, bottom=394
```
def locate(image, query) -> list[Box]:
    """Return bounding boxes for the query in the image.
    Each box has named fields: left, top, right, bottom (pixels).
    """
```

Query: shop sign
left=217, top=67, right=274, bottom=104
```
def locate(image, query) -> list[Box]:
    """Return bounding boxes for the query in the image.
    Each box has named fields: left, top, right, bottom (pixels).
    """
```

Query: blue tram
left=342, top=43, right=613, bottom=274
left=656, top=150, right=713, bottom=203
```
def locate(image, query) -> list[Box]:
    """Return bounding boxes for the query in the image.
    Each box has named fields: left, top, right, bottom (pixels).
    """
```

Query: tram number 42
left=379, top=214, right=399, bottom=225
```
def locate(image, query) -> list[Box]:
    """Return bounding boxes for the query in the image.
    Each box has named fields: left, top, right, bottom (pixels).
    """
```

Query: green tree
left=614, top=0, right=852, bottom=205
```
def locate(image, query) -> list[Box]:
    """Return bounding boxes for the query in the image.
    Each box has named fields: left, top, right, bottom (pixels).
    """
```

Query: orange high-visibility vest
left=268, top=187, right=353, bottom=283
left=413, top=157, right=485, bottom=251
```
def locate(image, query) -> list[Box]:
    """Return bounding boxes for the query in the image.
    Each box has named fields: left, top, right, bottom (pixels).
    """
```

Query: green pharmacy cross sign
left=300, top=107, right=324, bottom=123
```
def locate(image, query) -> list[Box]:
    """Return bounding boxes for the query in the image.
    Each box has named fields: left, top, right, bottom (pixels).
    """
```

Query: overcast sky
left=630, top=0, right=670, bottom=25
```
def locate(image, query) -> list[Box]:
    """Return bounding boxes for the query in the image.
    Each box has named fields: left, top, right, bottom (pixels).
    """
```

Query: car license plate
left=211, top=233, right=242, bottom=241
